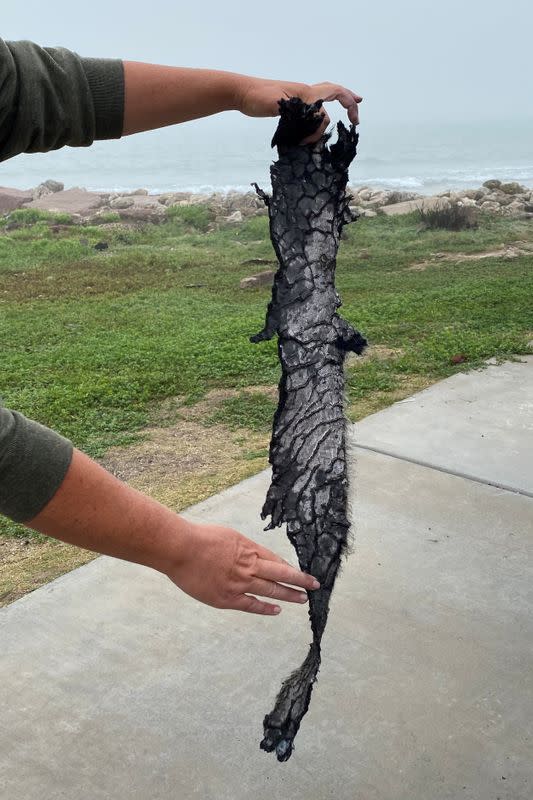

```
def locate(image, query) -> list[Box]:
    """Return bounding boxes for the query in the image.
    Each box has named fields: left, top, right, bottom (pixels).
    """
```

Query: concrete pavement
left=1, top=358, right=532, bottom=800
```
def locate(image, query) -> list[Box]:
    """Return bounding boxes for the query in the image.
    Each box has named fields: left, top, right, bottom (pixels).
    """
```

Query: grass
left=417, top=201, right=479, bottom=231
left=1, top=206, right=532, bottom=557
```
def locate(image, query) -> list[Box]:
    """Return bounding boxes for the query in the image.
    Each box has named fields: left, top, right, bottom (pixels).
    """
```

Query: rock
left=366, top=192, right=388, bottom=208
left=117, top=205, right=167, bottom=223
left=458, top=197, right=477, bottom=207
left=524, top=203, right=533, bottom=213
left=463, top=188, right=486, bottom=201
left=506, top=201, right=526, bottom=215
left=225, top=210, right=243, bottom=224
left=130, top=188, right=149, bottom=196
left=27, top=188, right=104, bottom=216
left=32, top=179, right=64, bottom=199
left=360, top=209, right=377, bottom=218
left=187, top=194, right=210, bottom=205
left=357, top=188, right=373, bottom=202
left=480, top=201, right=500, bottom=213
left=484, top=192, right=512, bottom=206
left=240, top=270, right=275, bottom=289
left=482, top=179, right=502, bottom=190
left=384, top=191, right=419, bottom=205
left=158, top=192, right=192, bottom=206
left=0, top=186, right=32, bottom=213
left=381, top=197, right=443, bottom=216
left=448, top=192, right=463, bottom=203
left=499, top=181, right=526, bottom=195
left=110, top=197, right=135, bottom=209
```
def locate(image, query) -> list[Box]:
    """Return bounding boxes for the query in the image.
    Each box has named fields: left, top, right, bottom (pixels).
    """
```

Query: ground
left=1, top=206, right=532, bottom=604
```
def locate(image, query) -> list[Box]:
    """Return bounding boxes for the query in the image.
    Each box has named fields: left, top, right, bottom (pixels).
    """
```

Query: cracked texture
left=252, top=98, right=367, bottom=761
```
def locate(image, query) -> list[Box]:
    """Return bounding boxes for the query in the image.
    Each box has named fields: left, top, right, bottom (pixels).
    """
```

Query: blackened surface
left=252, top=98, right=367, bottom=761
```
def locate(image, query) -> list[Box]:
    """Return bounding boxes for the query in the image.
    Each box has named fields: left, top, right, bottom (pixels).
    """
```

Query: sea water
left=1, top=113, right=532, bottom=196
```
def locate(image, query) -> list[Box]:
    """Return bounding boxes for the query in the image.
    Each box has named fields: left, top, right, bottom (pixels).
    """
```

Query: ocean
left=1, top=113, right=532, bottom=196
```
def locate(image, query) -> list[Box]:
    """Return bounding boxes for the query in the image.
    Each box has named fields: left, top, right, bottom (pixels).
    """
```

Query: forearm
left=26, top=448, right=184, bottom=575
left=123, top=61, right=246, bottom=135
left=24, top=448, right=319, bottom=616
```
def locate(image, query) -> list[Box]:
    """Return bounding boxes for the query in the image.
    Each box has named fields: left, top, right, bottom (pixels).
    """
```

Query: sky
left=3, top=0, right=533, bottom=127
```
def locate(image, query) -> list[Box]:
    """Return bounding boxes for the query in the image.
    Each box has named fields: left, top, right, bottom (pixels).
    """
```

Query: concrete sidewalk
left=1, top=359, right=532, bottom=800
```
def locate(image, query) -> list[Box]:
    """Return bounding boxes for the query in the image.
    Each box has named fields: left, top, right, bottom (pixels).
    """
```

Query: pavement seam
left=354, top=443, right=533, bottom=499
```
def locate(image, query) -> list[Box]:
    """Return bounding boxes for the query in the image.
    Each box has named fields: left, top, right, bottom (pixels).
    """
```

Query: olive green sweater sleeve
left=0, top=38, right=124, bottom=161
left=0, top=38, right=124, bottom=522
left=0, top=407, right=73, bottom=523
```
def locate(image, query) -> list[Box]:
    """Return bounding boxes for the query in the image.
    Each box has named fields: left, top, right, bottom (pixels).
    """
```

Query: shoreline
left=1, top=179, right=533, bottom=223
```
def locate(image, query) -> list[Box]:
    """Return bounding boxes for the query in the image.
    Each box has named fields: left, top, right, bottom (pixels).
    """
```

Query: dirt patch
left=0, top=538, right=94, bottom=608
left=345, top=343, right=404, bottom=368
left=151, top=385, right=278, bottom=427
left=100, top=414, right=269, bottom=512
left=407, top=242, right=533, bottom=272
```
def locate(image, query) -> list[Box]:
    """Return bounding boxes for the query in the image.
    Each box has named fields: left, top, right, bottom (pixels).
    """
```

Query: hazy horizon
left=2, top=1, right=532, bottom=192
left=3, top=0, right=532, bottom=126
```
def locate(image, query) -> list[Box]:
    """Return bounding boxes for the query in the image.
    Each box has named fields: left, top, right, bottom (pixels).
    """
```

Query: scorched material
left=251, top=98, right=367, bottom=761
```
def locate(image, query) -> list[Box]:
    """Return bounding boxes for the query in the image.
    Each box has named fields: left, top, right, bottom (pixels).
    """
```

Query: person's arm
left=0, top=38, right=124, bottom=162
left=122, top=61, right=362, bottom=140
left=0, top=407, right=318, bottom=614
left=26, top=448, right=320, bottom=615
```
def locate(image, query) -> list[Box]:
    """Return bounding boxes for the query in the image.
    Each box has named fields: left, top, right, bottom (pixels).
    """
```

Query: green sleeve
left=0, top=37, right=124, bottom=162
left=0, top=406, right=73, bottom=523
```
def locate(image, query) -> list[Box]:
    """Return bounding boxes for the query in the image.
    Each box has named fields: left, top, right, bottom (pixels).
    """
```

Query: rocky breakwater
left=0, top=181, right=268, bottom=226
left=348, top=180, right=533, bottom=219
left=1, top=179, right=532, bottom=225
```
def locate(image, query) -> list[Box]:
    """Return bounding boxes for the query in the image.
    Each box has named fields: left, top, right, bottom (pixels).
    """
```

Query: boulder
left=463, top=188, right=486, bottom=201
left=0, top=186, right=32, bottom=213
left=484, top=192, right=512, bottom=206
left=32, top=179, right=64, bottom=199
left=110, top=197, right=135, bottom=209
left=240, top=270, right=275, bottom=289
left=383, top=191, right=419, bottom=204
left=27, top=188, right=104, bottom=216
left=224, top=210, right=243, bottom=224
left=480, top=201, right=501, bottom=213
left=117, top=204, right=167, bottom=223
left=499, top=182, right=526, bottom=195
left=158, top=192, right=192, bottom=206
left=381, top=197, right=443, bottom=216
left=482, top=179, right=502, bottom=190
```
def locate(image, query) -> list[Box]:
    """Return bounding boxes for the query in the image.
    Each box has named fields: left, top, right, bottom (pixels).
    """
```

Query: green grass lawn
left=1, top=206, right=532, bottom=542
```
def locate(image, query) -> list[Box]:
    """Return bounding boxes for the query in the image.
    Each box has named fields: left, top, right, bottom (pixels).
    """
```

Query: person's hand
left=235, top=78, right=363, bottom=143
left=166, top=519, right=320, bottom=615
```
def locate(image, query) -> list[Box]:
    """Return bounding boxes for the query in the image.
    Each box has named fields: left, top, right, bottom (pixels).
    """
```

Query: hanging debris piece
left=251, top=97, right=367, bottom=761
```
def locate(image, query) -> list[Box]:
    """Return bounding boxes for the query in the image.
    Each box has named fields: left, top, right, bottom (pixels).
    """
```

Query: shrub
left=417, top=202, right=478, bottom=231
left=2, top=208, right=72, bottom=226
left=166, top=204, right=212, bottom=232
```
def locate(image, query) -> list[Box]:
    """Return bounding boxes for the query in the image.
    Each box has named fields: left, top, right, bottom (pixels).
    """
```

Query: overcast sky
left=2, top=0, right=532, bottom=127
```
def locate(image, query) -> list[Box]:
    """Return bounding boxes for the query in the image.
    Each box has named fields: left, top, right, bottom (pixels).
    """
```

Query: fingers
left=311, top=83, right=362, bottom=126
left=254, top=557, right=320, bottom=591
left=232, top=594, right=281, bottom=616
left=301, top=111, right=330, bottom=145
left=248, top=578, right=308, bottom=605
